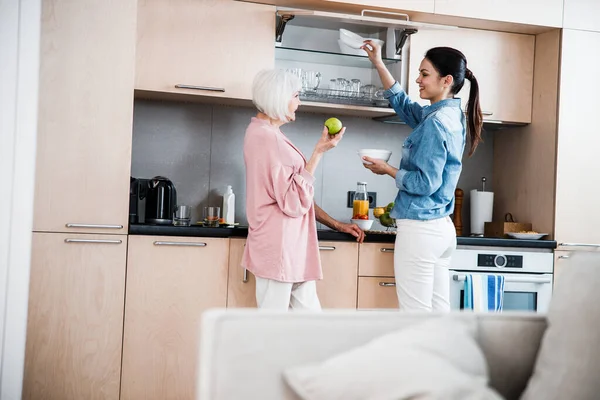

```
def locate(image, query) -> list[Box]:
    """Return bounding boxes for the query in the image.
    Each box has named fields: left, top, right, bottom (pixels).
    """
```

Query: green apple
left=324, top=117, right=343, bottom=135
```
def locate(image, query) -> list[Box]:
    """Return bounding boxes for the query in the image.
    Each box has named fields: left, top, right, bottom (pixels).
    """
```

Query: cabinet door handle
left=319, top=246, right=336, bottom=251
left=66, top=223, right=123, bottom=229
left=360, top=9, right=409, bottom=21
left=64, top=238, right=122, bottom=244
left=379, top=282, right=396, bottom=287
left=558, top=243, right=600, bottom=248
left=558, top=255, right=570, bottom=259
left=174, top=84, right=225, bottom=92
left=482, top=111, right=494, bottom=116
left=153, top=241, right=207, bottom=247
left=243, top=268, right=249, bottom=283
left=380, top=248, right=394, bottom=253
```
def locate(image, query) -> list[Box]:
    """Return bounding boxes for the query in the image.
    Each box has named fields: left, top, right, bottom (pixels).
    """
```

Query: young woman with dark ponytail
left=362, top=41, right=483, bottom=312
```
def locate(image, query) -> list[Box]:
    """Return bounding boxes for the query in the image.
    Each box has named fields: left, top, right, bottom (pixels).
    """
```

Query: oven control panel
left=478, top=254, right=523, bottom=268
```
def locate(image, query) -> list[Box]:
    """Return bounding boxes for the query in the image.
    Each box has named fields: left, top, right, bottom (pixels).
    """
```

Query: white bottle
left=222, top=185, right=235, bottom=225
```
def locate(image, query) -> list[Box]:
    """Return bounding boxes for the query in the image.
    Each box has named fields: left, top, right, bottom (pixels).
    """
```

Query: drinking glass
left=173, top=205, right=192, bottom=226
left=203, top=206, right=220, bottom=227
left=302, top=70, right=321, bottom=93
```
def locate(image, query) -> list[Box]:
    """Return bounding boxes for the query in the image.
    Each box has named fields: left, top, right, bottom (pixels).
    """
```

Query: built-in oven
left=449, top=246, right=554, bottom=313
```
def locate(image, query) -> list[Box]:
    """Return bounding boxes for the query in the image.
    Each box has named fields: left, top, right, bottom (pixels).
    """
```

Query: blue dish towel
left=463, top=274, right=505, bottom=312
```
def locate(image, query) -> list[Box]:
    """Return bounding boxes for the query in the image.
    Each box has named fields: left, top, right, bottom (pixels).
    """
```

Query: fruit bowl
left=358, top=149, right=392, bottom=164
left=351, top=218, right=374, bottom=231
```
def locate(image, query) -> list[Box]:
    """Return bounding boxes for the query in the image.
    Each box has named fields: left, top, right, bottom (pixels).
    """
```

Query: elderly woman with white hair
left=242, top=68, right=365, bottom=310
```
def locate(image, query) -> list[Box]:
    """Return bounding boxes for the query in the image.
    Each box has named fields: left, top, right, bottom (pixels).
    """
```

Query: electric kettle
left=145, top=176, right=177, bottom=225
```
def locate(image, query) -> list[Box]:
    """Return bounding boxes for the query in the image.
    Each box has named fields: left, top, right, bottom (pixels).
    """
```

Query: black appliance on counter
left=130, top=176, right=177, bottom=225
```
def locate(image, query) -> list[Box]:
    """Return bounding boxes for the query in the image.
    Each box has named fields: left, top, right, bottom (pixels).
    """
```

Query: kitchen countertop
left=129, top=224, right=557, bottom=249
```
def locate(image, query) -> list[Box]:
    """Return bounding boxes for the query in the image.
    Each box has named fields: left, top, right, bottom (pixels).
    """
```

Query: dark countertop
left=129, top=224, right=557, bottom=249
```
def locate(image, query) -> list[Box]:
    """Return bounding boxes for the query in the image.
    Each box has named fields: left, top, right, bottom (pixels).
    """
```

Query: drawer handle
left=379, top=282, right=396, bottom=287
left=380, top=248, right=394, bottom=253
left=452, top=274, right=551, bottom=284
left=482, top=111, right=494, bottom=116
left=319, top=246, right=336, bottom=251
left=66, top=223, right=123, bottom=229
left=153, top=241, right=207, bottom=247
left=243, top=268, right=249, bottom=283
left=558, top=243, right=600, bottom=248
left=64, top=238, right=122, bottom=244
left=558, top=255, right=570, bottom=259
left=174, top=84, right=225, bottom=92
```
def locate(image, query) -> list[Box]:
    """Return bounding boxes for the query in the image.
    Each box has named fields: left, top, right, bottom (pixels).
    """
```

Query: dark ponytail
left=424, top=47, right=483, bottom=156
left=464, top=69, right=482, bottom=156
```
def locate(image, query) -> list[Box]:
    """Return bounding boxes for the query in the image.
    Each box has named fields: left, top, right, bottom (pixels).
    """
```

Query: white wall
left=0, top=0, right=41, bottom=398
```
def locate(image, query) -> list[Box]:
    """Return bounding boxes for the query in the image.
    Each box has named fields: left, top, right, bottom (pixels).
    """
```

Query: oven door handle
left=452, top=274, right=552, bottom=284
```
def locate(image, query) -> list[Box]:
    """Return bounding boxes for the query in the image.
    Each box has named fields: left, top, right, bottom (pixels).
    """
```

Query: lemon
left=373, top=207, right=385, bottom=218
left=324, top=117, right=343, bottom=135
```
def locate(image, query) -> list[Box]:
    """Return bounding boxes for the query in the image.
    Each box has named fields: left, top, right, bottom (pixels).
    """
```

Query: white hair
left=252, top=69, right=301, bottom=122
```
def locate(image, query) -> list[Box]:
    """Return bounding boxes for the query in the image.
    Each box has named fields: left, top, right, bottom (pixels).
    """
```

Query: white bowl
left=358, top=149, right=392, bottom=164
left=351, top=218, right=374, bottom=230
left=339, top=29, right=365, bottom=49
left=338, top=39, right=367, bottom=56
left=339, top=29, right=385, bottom=50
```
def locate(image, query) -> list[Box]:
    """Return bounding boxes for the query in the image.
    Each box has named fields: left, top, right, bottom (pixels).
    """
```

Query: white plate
left=506, top=232, right=548, bottom=240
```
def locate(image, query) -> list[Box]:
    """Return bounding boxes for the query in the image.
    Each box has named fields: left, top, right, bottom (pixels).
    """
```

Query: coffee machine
left=130, top=176, right=177, bottom=225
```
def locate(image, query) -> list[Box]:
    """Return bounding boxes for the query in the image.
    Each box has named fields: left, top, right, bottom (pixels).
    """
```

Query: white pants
left=394, top=216, right=456, bottom=312
left=255, top=277, right=321, bottom=311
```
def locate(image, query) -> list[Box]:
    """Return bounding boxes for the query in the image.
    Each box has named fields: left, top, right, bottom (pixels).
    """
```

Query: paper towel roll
left=470, top=189, right=494, bottom=235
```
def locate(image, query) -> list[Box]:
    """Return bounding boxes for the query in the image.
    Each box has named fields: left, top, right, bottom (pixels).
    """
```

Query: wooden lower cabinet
left=357, top=242, right=399, bottom=309
left=317, top=241, right=359, bottom=308
left=226, top=238, right=257, bottom=307
left=227, top=239, right=359, bottom=308
left=358, top=242, right=395, bottom=277
left=358, top=277, right=399, bottom=309
left=23, top=232, right=127, bottom=400
left=120, top=236, right=229, bottom=400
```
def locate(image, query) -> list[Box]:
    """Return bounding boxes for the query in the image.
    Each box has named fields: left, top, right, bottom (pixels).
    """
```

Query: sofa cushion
left=283, top=317, right=503, bottom=400
left=520, top=257, right=600, bottom=400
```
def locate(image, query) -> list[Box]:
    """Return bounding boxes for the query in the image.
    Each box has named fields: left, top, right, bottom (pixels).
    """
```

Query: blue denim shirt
left=385, top=82, right=466, bottom=221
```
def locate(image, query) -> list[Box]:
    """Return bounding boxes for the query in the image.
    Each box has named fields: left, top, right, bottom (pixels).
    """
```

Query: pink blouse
left=241, top=117, right=322, bottom=283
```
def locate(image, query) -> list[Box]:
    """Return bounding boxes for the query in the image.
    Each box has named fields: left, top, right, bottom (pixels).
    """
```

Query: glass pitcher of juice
left=352, top=182, right=369, bottom=219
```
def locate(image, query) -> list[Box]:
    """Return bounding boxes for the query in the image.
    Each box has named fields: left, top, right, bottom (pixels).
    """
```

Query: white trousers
left=394, top=216, right=456, bottom=312
left=255, top=277, right=321, bottom=311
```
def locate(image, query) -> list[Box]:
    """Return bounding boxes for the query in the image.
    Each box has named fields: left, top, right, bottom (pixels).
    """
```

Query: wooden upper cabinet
left=434, top=0, right=563, bottom=27
left=324, top=0, right=434, bottom=12
left=231, top=0, right=433, bottom=13
left=33, top=0, right=136, bottom=234
left=408, top=28, right=535, bottom=124
left=563, top=0, right=600, bottom=32
left=135, top=0, right=275, bottom=100
left=317, top=241, right=359, bottom=308
left=121, top=236, right=229, bottom=400
left=554, top=30, right=600, bottom=246
left=24, top=233, right=127, bottom=400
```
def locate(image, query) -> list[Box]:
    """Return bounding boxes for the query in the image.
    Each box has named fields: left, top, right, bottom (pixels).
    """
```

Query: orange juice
left=353, top=199, right=369, bottom=218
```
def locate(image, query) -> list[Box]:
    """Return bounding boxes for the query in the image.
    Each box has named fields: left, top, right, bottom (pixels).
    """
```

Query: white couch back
left=198, top=309, right=546, bottom=400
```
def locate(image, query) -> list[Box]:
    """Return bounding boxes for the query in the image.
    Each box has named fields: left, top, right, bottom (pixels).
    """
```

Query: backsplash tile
left=131, top=100, right=212, bottom=222
left=131, top=100, right=494, bottom=235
